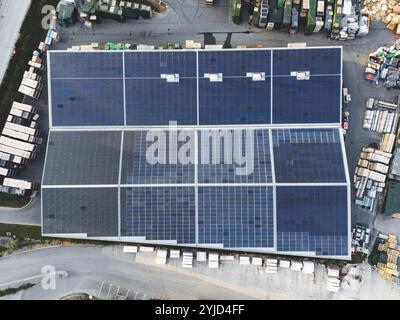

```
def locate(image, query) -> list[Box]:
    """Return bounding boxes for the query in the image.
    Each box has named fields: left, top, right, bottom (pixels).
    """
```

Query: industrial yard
left=0, top=0, right=399, bottom=300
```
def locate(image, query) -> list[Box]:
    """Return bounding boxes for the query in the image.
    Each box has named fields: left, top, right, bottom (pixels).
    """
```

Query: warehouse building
left=42, top=46, right=351, bottom=259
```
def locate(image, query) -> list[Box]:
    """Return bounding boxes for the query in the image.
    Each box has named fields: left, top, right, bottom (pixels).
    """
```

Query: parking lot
left=1, top=0, right=399, bottom=247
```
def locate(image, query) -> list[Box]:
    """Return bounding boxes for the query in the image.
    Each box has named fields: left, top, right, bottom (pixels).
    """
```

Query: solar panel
left=198, top=50, right=271, bottom=77
left=198, top=186, right=274, bottom=248
left=43, top=131, right=122, bottom=185
left=198, top=129, right=272, bottom=183
left=273, top=48, right=341, bottom=76
left=51, top=79, right=125, bottom=126
left=198, top=77, right=271, bottom=125
left=50, top=52, right=123, bottom=78
left=121, top=187, right=196, bottom=243
left=42, top=187, right=119, bottom=237
left=272, top=75, right=341, bottom=124
left=121, top=130, right=195, bottom=184
left=124, top=51, right=197, bottom=78
left=43, top=47, right=349, bottom=257
left=125, top=78, right=197, bottom=126
left=272, top=128, right=346, bottom=183
left=276, top=186, right=348, bottom=256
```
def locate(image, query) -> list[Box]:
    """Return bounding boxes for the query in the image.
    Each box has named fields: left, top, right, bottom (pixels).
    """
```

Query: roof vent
left=204, top=73, right=223, bottom=82
left=246, top=72, right=266, bottom=81
left=290, top=71, right=310, bottom=80
left=161, top=74, right=180, bottom=83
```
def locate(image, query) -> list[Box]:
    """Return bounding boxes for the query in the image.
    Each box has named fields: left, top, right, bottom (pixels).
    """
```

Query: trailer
left=0, top=144, right=33, bottom=160
left=0, top=136, right=38, bottom=153
left=5, top=122, right=39, bottom=137
left=282, top=0, right=292, bottom=28
left=3, top=177, right=38, bottom=192
left=1, top=128, right=42, bottom=145
left=12, top=102, right=38, bottom=114
left=0, top=152, right=26, bottom=166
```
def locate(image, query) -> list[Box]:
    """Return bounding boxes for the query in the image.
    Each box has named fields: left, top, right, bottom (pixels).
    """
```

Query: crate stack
left=362, top=0, right=400, bottom=34
left=365, top=41, right=400, bottom=87
left=377, top=235, right=400, bottom=280
left=354, top=147, right=393, bottom=209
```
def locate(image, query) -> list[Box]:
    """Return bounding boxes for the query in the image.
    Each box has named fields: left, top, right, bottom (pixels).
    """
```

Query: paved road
left=0, top=246, right=253, bottom=300
left=0, top=0, right=31, bottom=85
left=0, top=0, right=399, bottom=236
left=1, top=245, right=400, bottom=300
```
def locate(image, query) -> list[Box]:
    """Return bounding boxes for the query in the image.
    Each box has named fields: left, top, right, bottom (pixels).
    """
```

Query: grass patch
left=0, top=193, right=31, bottom=208
left=0, top=283, right=35, bottom=298
left=0, top=223, right=42, bottom=240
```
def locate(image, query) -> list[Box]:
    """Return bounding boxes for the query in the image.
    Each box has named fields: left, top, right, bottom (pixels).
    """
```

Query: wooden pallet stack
left=377, top=235, right=400, bottom=280
left=363, top=0, right=400, bottom=34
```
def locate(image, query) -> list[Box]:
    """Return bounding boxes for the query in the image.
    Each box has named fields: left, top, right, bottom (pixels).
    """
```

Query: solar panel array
left=49, top=48, right=342, bottom=127
left=43, top=47, right=349, bottom=258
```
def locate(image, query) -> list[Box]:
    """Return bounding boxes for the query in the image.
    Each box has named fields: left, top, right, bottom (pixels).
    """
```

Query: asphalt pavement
left=0, top=0, right=31, bottom=85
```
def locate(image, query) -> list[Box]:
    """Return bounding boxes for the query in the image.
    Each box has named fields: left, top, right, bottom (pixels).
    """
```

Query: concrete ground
left=0, top=0, right=31, bottom=85
left=0, top=0, right=399, bottom=251
left=1, top=245, right=400, bottom=300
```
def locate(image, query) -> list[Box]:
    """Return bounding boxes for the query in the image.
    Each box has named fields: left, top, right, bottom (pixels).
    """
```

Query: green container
left=282, top=0, right=292, bottom=26
left=232, top=0, right=242, bottom=24
left=305, top=0, right=316, bottom=34
left=278, top=0, right=286, bottom=8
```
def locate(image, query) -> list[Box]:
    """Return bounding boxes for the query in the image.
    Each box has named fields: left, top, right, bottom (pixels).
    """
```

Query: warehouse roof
left=42, top=47, right=350, bottom=259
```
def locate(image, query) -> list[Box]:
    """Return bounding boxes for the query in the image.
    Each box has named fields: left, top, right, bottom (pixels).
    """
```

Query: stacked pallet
left=377, top=235, right=400, bottom=280
left=155, top=249, right=167, bottom=264
left=182, top=252, right=193, bottom=268
left=363, top=110, right=398, bottom=133
left=327, top=267, right=341, bottom=292
left=380, top=133, right=397, bottom=152
left=362, top=0, right=400, bottom=34
left=354, top=147, right=393, bottom=209
left=265, top=259, right=278, bottom=273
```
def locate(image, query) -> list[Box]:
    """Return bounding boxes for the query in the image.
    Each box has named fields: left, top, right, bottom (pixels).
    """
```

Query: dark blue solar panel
left=273, top=48, right=341, bottom=76
left=121, top=131, right=195, bottom=184
left=198, top=129, right=272, bottom=183
left=198, top=186, right=274, bottom=248
left=276, top=186, right=348, bottom=256
left=121, top=187, right=196, bottom=244
left=51, top=79, right=124, bottom=126
left=125, top=79, right=197, bottom=125
left=272, top=75, right=341, bottom=124
left=50, top=52, right=123, bottom=78
left=124, top=51, right=197, bottom=78
left=272, top=129, right=346, bottom=183
left=198, top=50, right=271, bottom=76
left=199, top=77, right=271, bottom=125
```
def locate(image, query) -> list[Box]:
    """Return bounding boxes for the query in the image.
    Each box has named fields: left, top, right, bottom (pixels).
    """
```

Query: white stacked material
left=208, top=253, right=219, bottom=269
left=169, top=250, right=180, bottom=259
left=139, top=246, right=154, bottom=252
left=363, top=110, right=397, bottom=133
left=220, top=255, right=235, bottom=261
left=196, top=251, right=207, bottom=262
left=136, top=44, right=155, bottom=50
left=0, top=136, right=37, bottom=152
left=156, top=249, right=168, bottom=264
left=123, top=245, right=137, bottom=253
left=251, top=257, right=263, bottom=266
left=327, top=267, right=340, bottom=276
left=265, top=258, right=278, bottom=273
left=327, top=276, right=341, bottom=292
left=380, top=133, right=396, bottom=153
left=279, top=260, right=291, bottom=268
left=290, top=261, right=303, bottom=271
left=302, top=261, right=315, bottom=274
left=182, top=252, right=193, bottom=268
left=3, top=178, right=34, bottom=190
left=239, top=256, right=251, bottom=265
